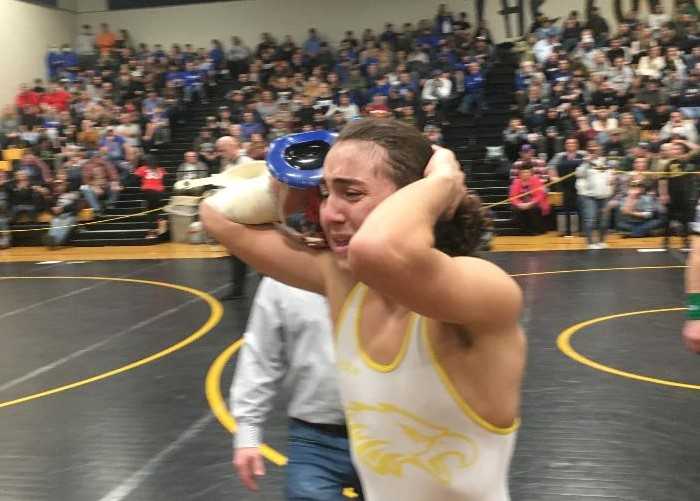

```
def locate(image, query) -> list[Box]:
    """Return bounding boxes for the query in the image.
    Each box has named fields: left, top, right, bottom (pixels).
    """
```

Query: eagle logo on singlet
left=345, top=401, right=479, bottom=486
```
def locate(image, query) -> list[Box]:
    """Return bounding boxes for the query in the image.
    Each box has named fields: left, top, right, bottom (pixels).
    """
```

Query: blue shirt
left=464, top=72, right=485, bottom=93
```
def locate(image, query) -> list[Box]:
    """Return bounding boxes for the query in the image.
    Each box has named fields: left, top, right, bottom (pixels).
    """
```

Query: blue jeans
left=48, top=214, right=76, bottom=245
left=458, top=89, right=486, bottom=114
left=0, top=215, right=10, bottom=247
left=617, top=217, right=663, bottom=237
left=580, top=195, right=610, bottom=244
left=286, top=419, right=363, bottom=501
left=80, top=185, right=118, bottom=214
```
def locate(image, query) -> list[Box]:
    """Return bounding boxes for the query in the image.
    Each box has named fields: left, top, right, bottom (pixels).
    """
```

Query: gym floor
left=0, top=249, right=698, bottom=501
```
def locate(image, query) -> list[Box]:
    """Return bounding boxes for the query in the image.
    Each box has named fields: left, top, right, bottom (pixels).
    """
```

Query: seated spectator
left=134, top=154, right=167, bottom=239
left=604, top=129, right=627, bottom=158
left=80, top=155, right=121, bottom=216
left=510, top=144, right=551, bottom=185
left=246, top=132, right=268, bottom=161
left=44, top=179, right=80, bottom=249
left=9, top=170, right=44, bottom=222
left=637, top=45, right=666, bottom=79
left=99, top=127, right=127, bottom=163
left=0, top=171, right=10, bottom=248
left=509, top=168, right=550, bottom=235
left=660, top=110, right=698, bottom=143
left=365, top=94, right=391, bottom=117
left=325, top=92, right=359, bottom=121
left=240, top=111, right=265, bottom=141
left=616, top=181, right=664, bottom=237
left=175, top=151, right=208, bottom=195
left=618, top=112, right=641, bottom=149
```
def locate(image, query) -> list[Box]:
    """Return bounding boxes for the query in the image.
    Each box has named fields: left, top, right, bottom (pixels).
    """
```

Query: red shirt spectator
left=509, top=171, right=551, bottom=215
left=16, top=87, right=41, bottom=111
left=41, top=87, right=72, bottom=112
left=135, top=164, right=166, bottom=192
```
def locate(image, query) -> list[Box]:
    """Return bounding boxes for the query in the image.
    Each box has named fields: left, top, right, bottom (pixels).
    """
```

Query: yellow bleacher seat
left=0, top=160, right=9, bottom=172
left=548, top=192, right=563, bottom=207
left=2, top=148, right=24, bottom=162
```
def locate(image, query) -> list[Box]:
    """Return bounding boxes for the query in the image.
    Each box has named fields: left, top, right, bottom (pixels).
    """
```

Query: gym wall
left=0, top=0, right=75, bottom=108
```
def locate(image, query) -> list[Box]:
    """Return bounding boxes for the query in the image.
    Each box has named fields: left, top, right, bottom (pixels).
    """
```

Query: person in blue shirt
left=240, top=111, right=265, bottom=141
left=182, top=61, right=206, bottom=103
left=61, top=45, right=79, bottom=72
left=458, top=62, right=487, bottom=115
left=47, top=47, right=63, bottom=81
left=99, top=128, right=126, bottom=162
left=303, top=28, right=322, bottom=58
left=209, top=39, right=225, bottom=70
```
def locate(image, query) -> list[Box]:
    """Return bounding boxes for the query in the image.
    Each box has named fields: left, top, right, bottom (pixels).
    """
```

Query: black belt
left=291, top=418, right=348, bottom=437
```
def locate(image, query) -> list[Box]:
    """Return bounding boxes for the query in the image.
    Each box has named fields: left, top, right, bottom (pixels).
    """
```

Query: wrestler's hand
left=682, top=320, right=700, bottom=354
left=233, top=447, right=266, bottom=491
left=424, top=145, right=466, bottom=219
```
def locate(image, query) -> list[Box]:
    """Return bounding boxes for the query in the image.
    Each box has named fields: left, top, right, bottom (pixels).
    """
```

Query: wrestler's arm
left=683, top=236, right=700, bottom=353
left=348, top=147, right=523, bottom=332
left=200, top=202, right=327, bottom=294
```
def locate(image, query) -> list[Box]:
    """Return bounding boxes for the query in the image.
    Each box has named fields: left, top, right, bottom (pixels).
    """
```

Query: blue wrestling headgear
left=266, top=130, right=336, bottom=188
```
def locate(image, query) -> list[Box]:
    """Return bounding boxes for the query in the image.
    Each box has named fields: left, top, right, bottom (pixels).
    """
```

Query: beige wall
left=74, top=0, right=681, bottom=48
left=0, top=0, right=75, bottom=108
left=480, top=0, right=677, bottom=42
left=75, top=0, right=471, bottom=48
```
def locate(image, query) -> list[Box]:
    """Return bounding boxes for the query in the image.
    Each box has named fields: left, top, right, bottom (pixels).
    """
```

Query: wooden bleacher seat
left=0, top=160, right=9, bottom=172
left=548, top=192, right=563, bottom=207
left=16, top=208, right=94, bottom=224
left=2, top=148, right=24, bottom=162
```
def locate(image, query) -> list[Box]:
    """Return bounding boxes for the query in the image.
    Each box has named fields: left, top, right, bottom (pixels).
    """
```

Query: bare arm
left=348, top=147, right=522, bottom=332
left=199, top=202, right=327, bottom=294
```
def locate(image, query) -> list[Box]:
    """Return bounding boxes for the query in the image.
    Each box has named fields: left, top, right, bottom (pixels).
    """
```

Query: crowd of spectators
left=505, top=2, right=700, bottom=250
left=0, top=21, right=220, bottom=248
left=1, top=5, right=500, bottom=250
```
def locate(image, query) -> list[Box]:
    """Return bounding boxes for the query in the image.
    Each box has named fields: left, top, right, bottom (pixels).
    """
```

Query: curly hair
left=336, top=118, right=487, bottom=256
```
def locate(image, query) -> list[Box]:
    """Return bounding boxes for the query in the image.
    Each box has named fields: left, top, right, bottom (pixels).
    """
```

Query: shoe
left=587, top=243, right=599, bottom=250
left=563, top=234, right=574, bottom=238
left=597, top=242, right=608, bottom=249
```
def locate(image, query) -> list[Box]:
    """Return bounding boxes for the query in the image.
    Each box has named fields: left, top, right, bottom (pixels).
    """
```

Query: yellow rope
left=0, top=207, right=164, bottom=235
left=2, top=165, right=697, bottom=234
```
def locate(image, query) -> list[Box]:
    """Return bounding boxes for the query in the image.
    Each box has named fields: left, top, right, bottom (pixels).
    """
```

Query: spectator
left=95, top=23, right=116, bottom=56
left=576, top=141, right=615, bottom=249
left=175, top=151, right=208, bottom=195
left=0, top=171, right=11, bottom=248
left=660, top=110, right=698, bottom=143
left=75, top=24, right=97, bottom=69
left=549, top=137, right=586, bottom=236
left=458, top=62, right=486, bottom=115
left=44, top=179, right=80, bottom=248
left=509, top=167, right=550, bottom=235
left=616, top=181, right=664, bottom=237
left=80, top=155, right=121, bottom=216
left=9, top=170, right=43, bottom=222
left=134, top=154, right=167, bottom=239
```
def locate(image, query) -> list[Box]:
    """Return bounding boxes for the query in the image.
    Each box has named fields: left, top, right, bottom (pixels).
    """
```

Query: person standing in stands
left=134, top=154, right=167, bottom=239
left=231, top=277, right=363, bottom=500
left=217, top=136, right=253, bottom=299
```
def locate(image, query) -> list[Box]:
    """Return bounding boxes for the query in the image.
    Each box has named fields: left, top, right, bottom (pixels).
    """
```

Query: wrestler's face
left=320, top=140, right=397, bottom=270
